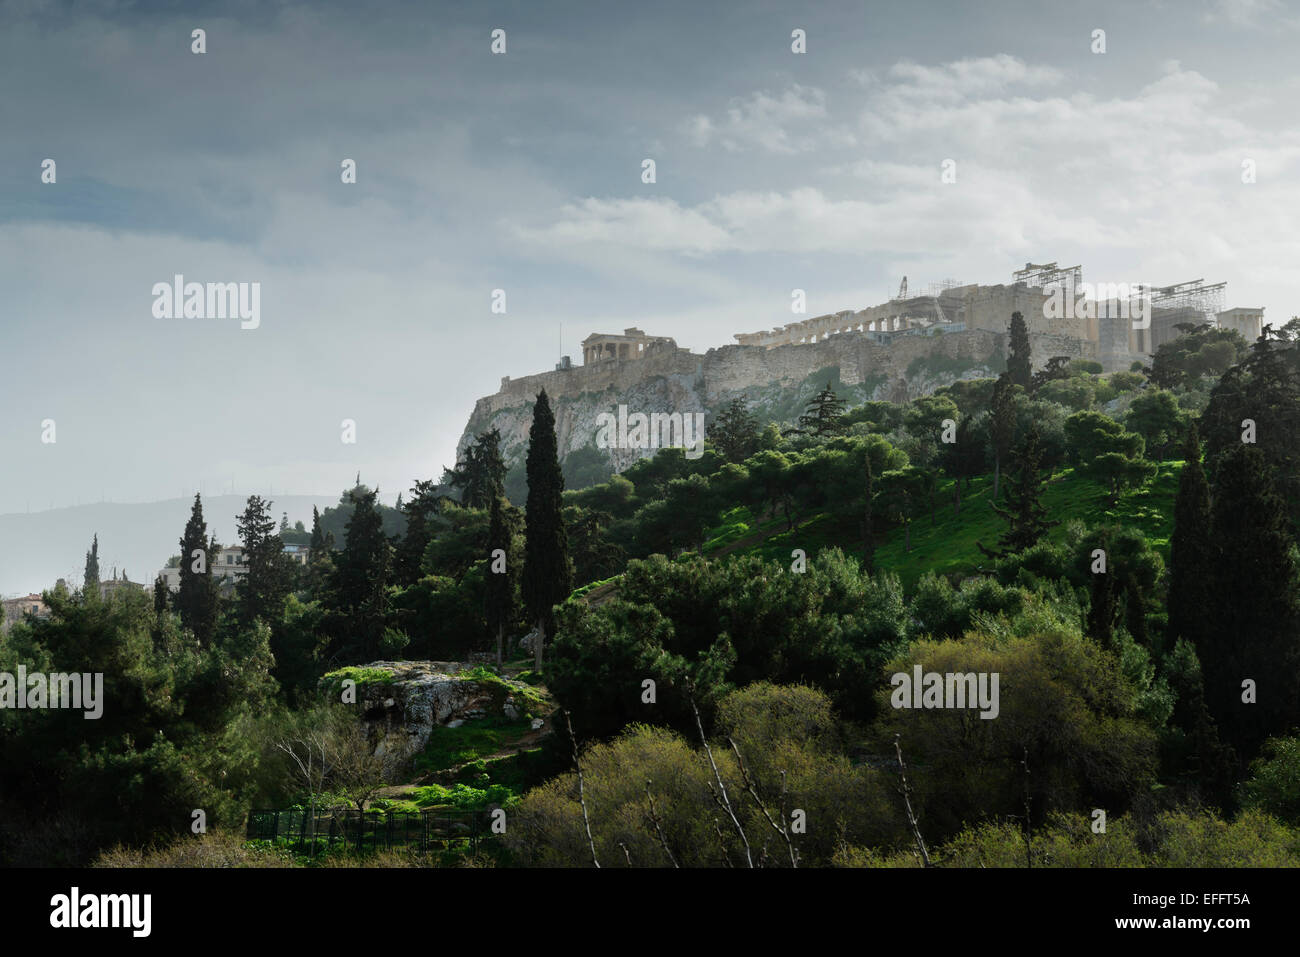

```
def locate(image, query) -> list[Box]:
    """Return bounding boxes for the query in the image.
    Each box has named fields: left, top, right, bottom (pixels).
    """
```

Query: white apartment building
left=155, top=544, right=310, bottom=592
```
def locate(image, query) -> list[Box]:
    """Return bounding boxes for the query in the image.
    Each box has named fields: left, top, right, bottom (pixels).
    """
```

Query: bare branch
left=564, top=710, right=600, bottom=868
left=712, top=819, right=733, bottom=867
left=690, top=694, right=752, bottom=867
left=728, top=737, right=798, bottom=868
left=1021, top=746, right=1032, bottom=869
left=893, top=733, right=932, bottom=868
left=643, top=780, right=679, bottom=868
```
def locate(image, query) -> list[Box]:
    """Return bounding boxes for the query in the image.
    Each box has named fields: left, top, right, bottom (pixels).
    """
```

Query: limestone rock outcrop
left=321, top=661, right=541, bottom=764
left=460, top=329, right=1038, bottom=474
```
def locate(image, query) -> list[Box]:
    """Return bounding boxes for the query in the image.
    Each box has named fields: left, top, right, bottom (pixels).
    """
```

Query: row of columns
left=583, top=341, right=640, bottom=364
left=755, top=314, right=911, bottom=348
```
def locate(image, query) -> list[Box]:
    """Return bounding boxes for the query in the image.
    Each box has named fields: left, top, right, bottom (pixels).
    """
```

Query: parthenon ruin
left=569, top=263, right=1261, bottom=377
left=726, top=262, right=1260, bottom=372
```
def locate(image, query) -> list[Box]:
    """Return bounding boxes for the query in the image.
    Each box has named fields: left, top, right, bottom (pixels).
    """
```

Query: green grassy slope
left=700, top=461, right=1182, bottom=591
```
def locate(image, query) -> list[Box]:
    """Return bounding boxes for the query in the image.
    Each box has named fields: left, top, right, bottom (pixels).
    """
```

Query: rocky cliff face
left=322, top=662, right=543, bottom=763
left=458, top=328, right=1090, bottom=475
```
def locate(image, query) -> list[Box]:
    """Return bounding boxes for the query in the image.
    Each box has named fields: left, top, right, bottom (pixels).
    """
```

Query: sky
left=2, top=0, right=1299, bottom=515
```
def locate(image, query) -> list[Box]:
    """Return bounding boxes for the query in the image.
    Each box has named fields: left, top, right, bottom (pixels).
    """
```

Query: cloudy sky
left=2, top=0, right=1298, bottom=514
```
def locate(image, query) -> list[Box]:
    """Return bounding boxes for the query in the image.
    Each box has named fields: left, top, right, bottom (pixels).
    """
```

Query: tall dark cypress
left=1087, top=560, right=1118, bottom=648
left=177, top=494, right=218, bottom=644
left=83, top=533, right=101, bottom=596
left=309, top=506, right=327, bottom=553
left=863, top=453, right=875, bottom=574
left=1168, top=425, right=1214, bottom=657
left=153, top=575, right=169, bottom=615
left=522, top=390, right=572, bottom=672
left=1205, top=444, right=1300, bottom=768
left=485, top=494, right=514, bottom=665
left=989, top=373, right=1017, bottom=501
left=1006, top=310, right=1033, bottom=391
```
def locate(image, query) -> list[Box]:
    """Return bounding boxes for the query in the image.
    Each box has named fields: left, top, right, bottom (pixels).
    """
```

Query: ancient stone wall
left=461, top=329, right=1011, bottom=468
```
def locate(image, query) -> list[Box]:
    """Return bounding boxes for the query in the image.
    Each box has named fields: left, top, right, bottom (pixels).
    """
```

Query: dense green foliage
left=9, top=319, right=1300, bottom=867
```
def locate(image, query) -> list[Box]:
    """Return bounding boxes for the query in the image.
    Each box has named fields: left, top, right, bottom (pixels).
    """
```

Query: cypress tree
left=1006, top=310, right=1032, bottom=390
left=306, top=505, right=335, bottom=596
left=177, top=494, right=218, bottom=644
left=1205, top=444, right=1300, bottom=768
left=83, top=534, right=100, bottom=595
left=485, top=494, right=515, bottom=665
left=1168, top=425, right=1214, bottom=656
left=988, top=373, right=1017, bottom=501
left=309, top=505, right=327, bottom=553
left=153, top=575, right=169, bottom=615
left=522, top=390, right=572, bottom=672
left=863, top=453, right=875, bottom=574
left=1087, top=561, right=1118, bottom=648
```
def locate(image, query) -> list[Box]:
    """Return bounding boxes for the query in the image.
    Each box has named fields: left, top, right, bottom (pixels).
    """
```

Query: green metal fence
left=246, top=807, right=490, bottom=856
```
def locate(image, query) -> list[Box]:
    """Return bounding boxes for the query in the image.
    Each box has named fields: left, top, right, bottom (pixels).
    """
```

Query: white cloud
left=686, top=84, right=855, bottom=153
left=884, top=54, right=1064, bottom=101
left=518, top=54, right=1300, bottom=321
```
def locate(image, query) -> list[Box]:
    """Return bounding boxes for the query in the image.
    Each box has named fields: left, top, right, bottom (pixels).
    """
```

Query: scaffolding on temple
left=925, top=278, right=964, bottom=297
left=1012, top=261, right=1082, bottom=296
left=1148, top=279, right=1226, bottom=325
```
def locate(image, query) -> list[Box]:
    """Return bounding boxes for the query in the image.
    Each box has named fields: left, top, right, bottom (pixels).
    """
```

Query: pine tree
left=712, top=397, right=760, bottom=462
left=395, top=479, right=446, bottom=586
left=788, top=382, right=848, bottom=438
left=1202, top=328, right=1300, bottom=522
left=978, top=421, right=1058, bottom=559
left=522, top=390, right=572, bottom=672
left=1168, top=425, right=1214, bottom=658
left=1205, top=444, right=1300, bottom=768
left=938, top=414, right=983, bottom=515
left=1030, top=355, right=1072, bottom=393
left=236, top=495, right=292, bottom=627
left=1006, top=310, right=1032, bottom=390
left=449, top=429, right=507, bottom=510
left=327, top=487, right=393, bottom=661
left=177, top=494, right=218, bottom=644
left=83, top=534, right=100, bottom=595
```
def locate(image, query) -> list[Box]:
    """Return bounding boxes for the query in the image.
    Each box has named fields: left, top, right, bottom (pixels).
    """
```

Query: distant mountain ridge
left=0, top=495, right=340, bottom=598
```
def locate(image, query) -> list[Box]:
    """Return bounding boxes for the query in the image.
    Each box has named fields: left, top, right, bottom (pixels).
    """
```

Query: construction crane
left=895, top=276, right=908, bottom=300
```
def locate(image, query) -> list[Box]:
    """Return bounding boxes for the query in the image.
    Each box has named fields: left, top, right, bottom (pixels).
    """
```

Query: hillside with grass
left=702, top=462, right=1181, bottom=590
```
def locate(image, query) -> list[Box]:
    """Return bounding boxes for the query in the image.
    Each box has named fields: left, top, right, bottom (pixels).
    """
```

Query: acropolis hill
left=458, top=263, right=1262, bottom=476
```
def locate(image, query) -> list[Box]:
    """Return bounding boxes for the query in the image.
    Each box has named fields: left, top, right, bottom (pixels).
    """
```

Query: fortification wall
left=459, top=329, right=1012, bottom=469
